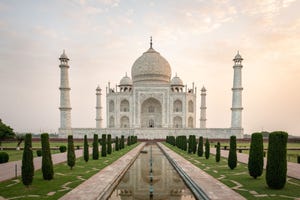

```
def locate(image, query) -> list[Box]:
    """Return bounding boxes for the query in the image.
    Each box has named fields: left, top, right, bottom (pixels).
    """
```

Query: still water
left=109, top=144, right=195, bottom=200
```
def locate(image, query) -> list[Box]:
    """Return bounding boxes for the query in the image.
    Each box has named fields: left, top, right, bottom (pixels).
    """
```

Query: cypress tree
left=266, top=131, right=288, bottom=189
left=182, top=136, right=187, bottom=151
left=205, top=138, right=210, bottom=159
left=107, top=134, right=112, bottom=154
left=248, top=133, right=264, bottom=179
left=92, top=134, right=99, bottom=160
left=83, top=135, right=89, bottom=162
left=22, top=133, right=34, bottom=187
left=197, top=136, right=203, bottom=157
left=216, top=142, right=221, bottom=162
left=41, top=133, right=54, bottom=180
left=101, top=134, right=107, bottom=157
left=188, top=135, right=193, bottom=153
left=228, top=135, right=237, bottom=170
left=127, top=136, right=131, bottom=146
left=115, top=136, right=119, bottom=151
left=67, top=135, right=75, bottom=170
left=120, top=135, right=125, bottom=149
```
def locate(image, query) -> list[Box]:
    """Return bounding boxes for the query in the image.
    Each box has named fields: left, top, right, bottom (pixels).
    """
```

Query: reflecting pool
left=109, top=144, right=195, bottom=200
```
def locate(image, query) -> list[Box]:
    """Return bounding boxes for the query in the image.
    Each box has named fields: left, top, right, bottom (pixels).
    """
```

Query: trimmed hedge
left=0, top=152, right=9, bottom=163
left=59, top=145, right=67, bottom=153
left=36, top=150, right=42, bottom=157
left=120, top=135, right=125, bottom=149
left=205, top=138, right=210, bottom=159
left=101, top=134, right=107, bottom=157
left=216, top=142, right=221, bottom=162
left=41, top=133, right=54, bottom=180
left=197, top=136, right=203, bottom=157
left=107, top=134, right=112, bottom=154
left=92, top=134, right=99, bottom=160
left=83, top=135, right=89, bottom=162
left=115, top=136, right=119, bottom=151
left=22, top=134, right=34, bottom=186
left=266, top=131, right=288, bottom=189
left=67, top=135, right=76, bottom=170
left=188, top=135, right=197, bottom=154
left=228, top=135, right=237, bottom=170
left=248, top=132, right=264, bottom=179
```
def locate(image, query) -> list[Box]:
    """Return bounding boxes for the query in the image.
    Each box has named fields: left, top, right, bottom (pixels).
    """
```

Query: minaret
left=231, top=51, right=243, bottom=128
left=95, top=86, right=103, bottom=128
left=200, top=86, right=207, bottom=128
left=59, top=50, right=72, bottom=134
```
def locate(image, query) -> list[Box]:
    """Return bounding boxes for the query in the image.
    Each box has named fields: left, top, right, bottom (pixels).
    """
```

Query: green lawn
left=164, top=143, right=300, bottom=200
left=0, top=143, right=139, bottom=200
left=0, top=150, right=61, bottom=162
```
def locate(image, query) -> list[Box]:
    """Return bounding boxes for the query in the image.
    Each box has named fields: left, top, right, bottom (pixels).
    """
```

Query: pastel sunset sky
left=0, top=0, right=299, bottom=136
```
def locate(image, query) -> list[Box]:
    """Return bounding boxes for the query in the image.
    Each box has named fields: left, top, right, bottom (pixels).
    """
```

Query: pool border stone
left=59, top=142, right=146, bottom=200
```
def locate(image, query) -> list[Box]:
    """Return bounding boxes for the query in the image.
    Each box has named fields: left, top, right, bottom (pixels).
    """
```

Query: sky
left=0, top=0, right=299, bottom=136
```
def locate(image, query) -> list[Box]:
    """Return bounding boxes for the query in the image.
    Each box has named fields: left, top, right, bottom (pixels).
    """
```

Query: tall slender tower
left=95, top=86, right=103, bottom=128
left=200, top=86, right=207, bottom=128
left=59, top=50, right=72, bottom=134
left=231, top=51, right=243, bottom=128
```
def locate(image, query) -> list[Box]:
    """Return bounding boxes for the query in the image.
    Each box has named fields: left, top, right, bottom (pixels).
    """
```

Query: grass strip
left=0, top=143, right=138, bottom=200
left=164, top=143, right=300, bottom=200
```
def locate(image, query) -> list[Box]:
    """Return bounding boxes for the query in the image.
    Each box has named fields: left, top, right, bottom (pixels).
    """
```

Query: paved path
left=59, top=143, right=145, bottom=200
left=0, top=149, right=84, bottom=182
left=158, top=143, right=246, bottom=200
left=210, top=148, right=300, bottom=180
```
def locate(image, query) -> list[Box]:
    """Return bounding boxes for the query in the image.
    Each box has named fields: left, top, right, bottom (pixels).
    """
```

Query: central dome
left=131, top=47, right=171, bottom=84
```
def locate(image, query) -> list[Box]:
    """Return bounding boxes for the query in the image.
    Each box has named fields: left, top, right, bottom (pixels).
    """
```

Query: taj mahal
left=58, top=38, right=244, bottom=139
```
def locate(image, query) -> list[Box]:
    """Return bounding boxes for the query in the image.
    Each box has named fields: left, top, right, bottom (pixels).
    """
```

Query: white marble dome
left=131, top=47, right=171, bottom=84
left=120, top=74, right=133, bottom=85
left=171, top=75, right=183, bottom=86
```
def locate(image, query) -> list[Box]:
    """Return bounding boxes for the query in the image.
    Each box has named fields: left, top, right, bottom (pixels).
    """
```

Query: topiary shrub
left=188, top=135, right=197, bottom=154
left=248, top=132, right=264, bottom=179
left=22, top=133, right=34, bottom=187
left=41, top=133, right=54, bottom=180
left=59, top=145, right=67, bottom=153
left=298, top=155, right=300, bottom=164
left=115, top=136, right=119, bottom=151
left=216, top=142, right=221, bottom=162
left=83, top=135, right=89, bottom=162
left=120, top=135, right=125, bottom=149
left=127, top=136, right=131, bottom=146
left=92, top=134, right=99, bottom=160
left=0, top=152, right=9, bottom=163
left=205, top=138, right=210, bottom=159
left=107, top=134, right=112, bottom=154
left=197, top=136, right=203, bottom=157
left=67, top=135, right=76, bottom=170
left=228, top=135, right=237, bottom=170
left=266, top=131, right=288, bottom=189
left=101, top=134, right=107, bottom=157
left=36, top=150, right=42, bottom=157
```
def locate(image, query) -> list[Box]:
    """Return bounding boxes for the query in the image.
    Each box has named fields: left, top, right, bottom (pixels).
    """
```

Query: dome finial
left=150, top=36, right=153, bottom=49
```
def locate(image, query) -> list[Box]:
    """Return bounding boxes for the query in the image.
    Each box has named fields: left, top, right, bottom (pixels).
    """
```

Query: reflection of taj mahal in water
left=58, top=38, right=244, bottom=139
left=109, top=145, right=195, bottom=200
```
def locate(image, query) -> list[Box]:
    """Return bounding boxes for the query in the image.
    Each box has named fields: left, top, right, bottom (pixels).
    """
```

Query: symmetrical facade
left=106, top=44, right=196, bottom=129
left=58, top=40, right=244, bottom=139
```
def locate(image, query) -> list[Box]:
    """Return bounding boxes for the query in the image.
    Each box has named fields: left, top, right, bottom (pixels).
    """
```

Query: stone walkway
left=59, top=143, right=145, bottom=200
left=0, top=149, right=84, bottom=182
left=210, top=148, right=300, bottom=180
left=158, top=143, right=246, bottom=200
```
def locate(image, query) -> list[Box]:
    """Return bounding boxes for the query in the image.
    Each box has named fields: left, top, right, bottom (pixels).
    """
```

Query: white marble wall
left=59, top=127, right=243, bottom=139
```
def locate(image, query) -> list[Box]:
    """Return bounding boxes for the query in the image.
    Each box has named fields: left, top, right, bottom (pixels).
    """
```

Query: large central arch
left=141, top=97, right=162, bottom=128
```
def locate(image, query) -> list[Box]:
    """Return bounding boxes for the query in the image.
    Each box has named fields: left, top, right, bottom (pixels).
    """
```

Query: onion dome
left=171, top=74, right=183, bottom=86
left=131, top=38, right=171, bottom=84
left=119, top=73, right=133, bottom=86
